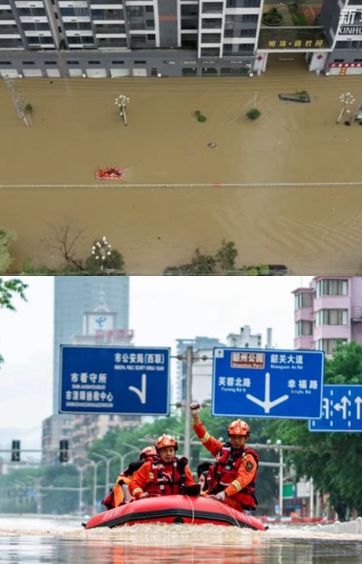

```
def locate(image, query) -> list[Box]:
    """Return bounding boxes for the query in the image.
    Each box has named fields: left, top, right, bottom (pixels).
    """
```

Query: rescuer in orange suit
left=102, top=446, right=158, bottom=509
left=129, top=434, right=200, bottom=499
left=190, top=402, right=259, bottom=513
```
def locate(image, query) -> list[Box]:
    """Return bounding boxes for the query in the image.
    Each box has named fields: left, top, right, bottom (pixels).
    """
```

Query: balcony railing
left=351, top=307, right=362, bottom=321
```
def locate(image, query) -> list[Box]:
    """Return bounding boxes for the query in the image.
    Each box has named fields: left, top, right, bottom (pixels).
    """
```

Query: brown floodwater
left=1, top=67, right=362, bottom=274
left=1, top=517, right=362, bottom=564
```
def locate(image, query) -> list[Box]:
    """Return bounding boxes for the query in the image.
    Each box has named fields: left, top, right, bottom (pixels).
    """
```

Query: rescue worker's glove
left=190, top=402, right=201, bottom=418
left=139, top=492, right=150, bottom=499
left=183, top=484, right=201, bottom=497
left=215, top=491, right=226, bottom=502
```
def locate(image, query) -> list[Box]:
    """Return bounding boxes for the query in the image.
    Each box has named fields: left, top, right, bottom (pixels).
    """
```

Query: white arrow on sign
left=128, top=373, right=147, bottom=404
left=246, top=372, right=289, bottom=414
left=355, top=396, right=362, bottom=420
left=333, top=396, right=350, bottom=419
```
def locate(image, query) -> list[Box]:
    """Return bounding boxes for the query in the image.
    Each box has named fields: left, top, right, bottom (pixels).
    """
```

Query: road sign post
left=212, top=348, right=324, bottom=419
left=309, top=385, right=362, bottom=432
left=59, top=345, right=170, bottom=415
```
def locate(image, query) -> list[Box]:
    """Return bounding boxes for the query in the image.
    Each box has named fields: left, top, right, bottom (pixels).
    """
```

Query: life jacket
left=145, top=456, right=188, bottom=496
left=207, top=444, right=259, bottom=510
left=102, top=456, right=159, bottom=510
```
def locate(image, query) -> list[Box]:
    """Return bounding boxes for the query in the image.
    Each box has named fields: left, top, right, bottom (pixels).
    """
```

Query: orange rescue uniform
left=129, top=459, right=197, bottom=499
left=193, top=421, right=257, bottom=512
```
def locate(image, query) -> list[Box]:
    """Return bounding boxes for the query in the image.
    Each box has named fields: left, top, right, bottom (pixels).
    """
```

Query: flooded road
left=1, top=516, right=362, bottom=563
left=1, top=71, right=362, bottom=274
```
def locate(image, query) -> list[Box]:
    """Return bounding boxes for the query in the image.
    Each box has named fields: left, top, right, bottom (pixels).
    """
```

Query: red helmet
left=140, top=446, right=157, bottom=459
left=228, top=419, right=250, bottom=438
left=156, top=434, right=178, bottom=451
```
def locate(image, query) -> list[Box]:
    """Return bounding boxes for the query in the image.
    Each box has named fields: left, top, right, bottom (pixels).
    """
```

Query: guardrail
left=316, top=516, right=362, bottom=534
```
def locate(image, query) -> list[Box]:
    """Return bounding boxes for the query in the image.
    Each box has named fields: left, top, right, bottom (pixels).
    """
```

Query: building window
left=22, top=61, right=35, bottom=65
left=315, top=309, right=348, bottom=326
left=112, top=60, right=124, bottom=64
left=242, top=14, right=258, bottom=23
left=44, top=61, right=57, bottom=65
left=295, top=292, right=313, bottom=309
left=134, top=60, right=146, bottom=64
left=0, top=61, right=11, bottom=65
left=88, top=61, right=101, bottom=64
left=66, top=60, right=79, bottom=64
left=335, top=40, right=349, bottom=49
left=334, top=58, right=345, bottom=62
left=295, top=320, right=313, bottom=337
left=316, top=279, right=348, bottom=297
left=354, top=58, right=362, bottom=62
left=315, top=339, right=347, bottom=355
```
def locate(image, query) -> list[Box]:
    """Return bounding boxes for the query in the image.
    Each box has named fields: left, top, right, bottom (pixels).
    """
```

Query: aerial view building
left=0, top=0, right=361, bottom=77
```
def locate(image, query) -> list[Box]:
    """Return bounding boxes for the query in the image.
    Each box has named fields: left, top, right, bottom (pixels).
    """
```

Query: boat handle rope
left=184, top=495, right=195, bottom=525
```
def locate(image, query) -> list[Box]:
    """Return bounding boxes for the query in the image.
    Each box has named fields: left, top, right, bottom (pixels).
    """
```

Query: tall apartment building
left=1, top=0, right=361, bottom=77
left=293, top=276, right=362, bottom=355
left=53, top=277, right=129, bottom=414
left=70, top=299, right=140, bottom=459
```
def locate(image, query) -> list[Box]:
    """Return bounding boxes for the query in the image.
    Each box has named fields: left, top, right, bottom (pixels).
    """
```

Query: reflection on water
left=2, top=74, right=362, bottom=274
left=0, top=518, right=362, bottom=563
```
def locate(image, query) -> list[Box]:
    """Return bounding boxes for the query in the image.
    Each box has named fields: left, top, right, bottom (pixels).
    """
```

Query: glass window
left=315, top=339, right=347, bottom=355
left=315, top=309, right=348, bottom=326
left=295, top=320, right=313, bottom=336
left=295, top=292, right=313, bottom=309
left=316, top=279, right=348, bottom=297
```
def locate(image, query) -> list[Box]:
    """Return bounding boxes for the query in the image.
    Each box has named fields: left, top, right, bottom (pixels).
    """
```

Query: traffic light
left=59, top=440, right=69, bottom=463
left=11, top=440, right=20, bottom=462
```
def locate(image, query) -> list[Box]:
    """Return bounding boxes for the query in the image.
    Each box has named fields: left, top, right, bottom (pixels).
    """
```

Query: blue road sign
left=309, top=385, right=362, bottom=432
left=59, top=345, right=170, bottom=415
left=212, top=348, right=324, bottom=419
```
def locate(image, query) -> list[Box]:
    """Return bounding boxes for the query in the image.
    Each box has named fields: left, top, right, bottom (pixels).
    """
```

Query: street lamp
left=115, top=94, right=130, bottom=126
left=93, top=453, right=110, bottom=497
left=75, top=461, right=93, bottom=515
left=106, top=446, right=139, bottom=474
left=91, top=236, right=112, bottom=271
left=276, top=440, right=283, bottom=517
left=337, top=92, right=355, bottom=124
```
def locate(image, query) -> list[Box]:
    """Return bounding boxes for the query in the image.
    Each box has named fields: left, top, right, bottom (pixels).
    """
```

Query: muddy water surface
left=1, top=70, right=362, bottom=274
left=1, top=516, right=362, bottom=564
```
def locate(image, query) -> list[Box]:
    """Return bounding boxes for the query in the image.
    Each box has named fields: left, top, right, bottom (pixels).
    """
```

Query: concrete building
left=175, top=336, right=225, bottom=404
left=293, top=276, right=362, bottom=355
left=52, top=277, right=129, bottom=414
left=70, top=297, right=140, bottom=459
left=176, top=326, right=273, bottom=404
left=1, top=0, right=361, bottom=77
left=41, top=277, right=129, bottom=465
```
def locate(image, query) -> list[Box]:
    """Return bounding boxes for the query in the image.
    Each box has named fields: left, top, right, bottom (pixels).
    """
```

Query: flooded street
left=1, top=69, right=362, bottom=274
left=1, top=516, right=362, bottom=563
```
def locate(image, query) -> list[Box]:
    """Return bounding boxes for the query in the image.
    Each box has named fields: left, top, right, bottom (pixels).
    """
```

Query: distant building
left=70, top=296, right=140, bottom=459
left=176, top=326, right=273, bottom=404
left=53, top=277, right=129, bottom=414
left=175, top=336, right=225, bottom=404
left=293, top=276, right=362, bottom=355
left=42, top=277, right=130, bottom=465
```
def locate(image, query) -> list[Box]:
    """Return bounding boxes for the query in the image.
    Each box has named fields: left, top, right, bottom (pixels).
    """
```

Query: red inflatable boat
left=95, top=167, right=124, bottom=180
left=84, top=495, right=266, bottom=531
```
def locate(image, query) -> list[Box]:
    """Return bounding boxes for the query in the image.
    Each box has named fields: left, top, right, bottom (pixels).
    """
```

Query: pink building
left=293, top=277, right=362, bottom=355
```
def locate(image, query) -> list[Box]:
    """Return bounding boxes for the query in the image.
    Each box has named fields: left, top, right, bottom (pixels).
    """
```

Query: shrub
left=197, top=115, right=207, bottom=122
left=25, top=104, right=33, bottom=114
left=246, top=108, right=261, bottom=120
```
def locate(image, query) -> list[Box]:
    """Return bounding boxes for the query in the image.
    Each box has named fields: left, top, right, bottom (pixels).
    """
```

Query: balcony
left=351, top=307, right=362, bottom=321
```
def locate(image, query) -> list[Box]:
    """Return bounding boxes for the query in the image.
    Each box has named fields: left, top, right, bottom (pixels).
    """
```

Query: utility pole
left=5, top=76, right=31, bottom=126
left=184, top=346, right=193, bottom=461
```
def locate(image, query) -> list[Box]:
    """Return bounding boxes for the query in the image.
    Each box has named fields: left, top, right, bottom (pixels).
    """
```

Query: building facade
left=293, top=276, right=362, bottom=355
left=53, top=277, right=129, bottom=414
left=1, top=0, right=361, bottom=77
left=70, top=298, right=140, bottom=459
left=176, top=325, right=273, bottom=404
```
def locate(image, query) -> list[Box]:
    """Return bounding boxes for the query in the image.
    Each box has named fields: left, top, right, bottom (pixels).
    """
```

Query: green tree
left=215, top=240, right=238, bottom=272
left=85, top=243, right=125, bottom=275
left=268, top=341, right=362, bottom=515
left=0, top=277, right=28, bottom=365
left=0, top=230, right=17, bottom=274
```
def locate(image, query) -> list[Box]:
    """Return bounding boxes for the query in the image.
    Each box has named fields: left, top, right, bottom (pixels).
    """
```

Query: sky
left=0, top=276, right=313, bottom=443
